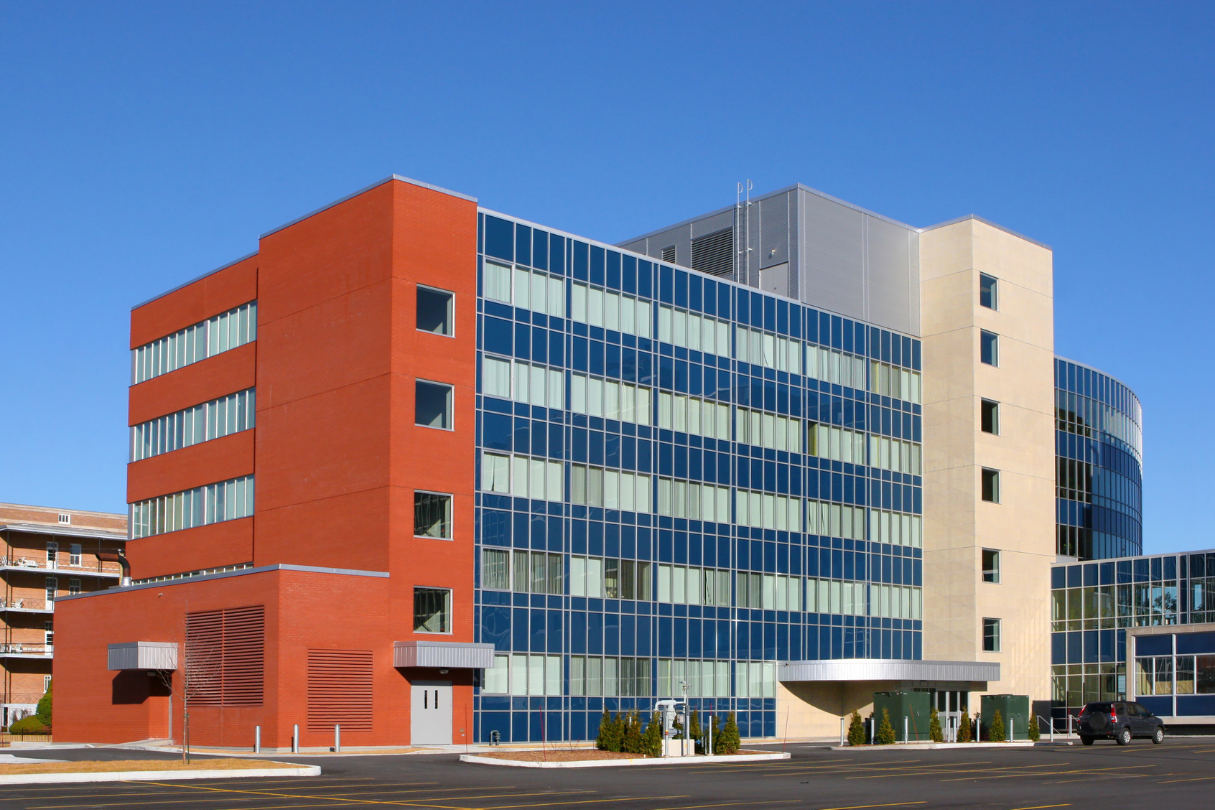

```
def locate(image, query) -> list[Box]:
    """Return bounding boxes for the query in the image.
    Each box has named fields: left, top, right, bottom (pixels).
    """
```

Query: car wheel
left=1080, top=735, right=1094, bottom=746
left=1153, top=726, right=1164, bottom=745
left=1116, top=727, right=1131, bottom=746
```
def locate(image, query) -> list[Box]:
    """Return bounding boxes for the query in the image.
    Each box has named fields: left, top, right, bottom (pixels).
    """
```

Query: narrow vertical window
left=979, top=273, right=998, bottom=310
left=416, top=285, right=455, bottom=336
left=983, top=618, right=1001, bottom=652
left=980, top=399, right=1000, bottom=435
left=982, top=549, right=1000, bottom=583
left=980, top=330, right=999, bottom=367
left=981, top=468, right=1001, bottom=503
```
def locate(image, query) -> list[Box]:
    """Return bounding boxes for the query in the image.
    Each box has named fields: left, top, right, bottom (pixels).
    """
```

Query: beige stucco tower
left=919, top=217, right=1056, bottom=708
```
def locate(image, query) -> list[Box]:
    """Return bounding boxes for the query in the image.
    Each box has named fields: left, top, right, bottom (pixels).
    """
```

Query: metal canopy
left=107, top=642, right=178, bottom=671
left=393, top=640, right=494, bottom=670
left=779, top=658, right=999, bottom=684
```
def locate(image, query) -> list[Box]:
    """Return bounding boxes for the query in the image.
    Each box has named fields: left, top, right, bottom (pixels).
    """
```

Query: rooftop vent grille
left=661, top=246, right=676, bottom=264
left=690, top=228, right=734, bottom=279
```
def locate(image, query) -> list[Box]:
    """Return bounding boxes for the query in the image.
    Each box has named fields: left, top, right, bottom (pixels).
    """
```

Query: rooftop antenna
left=736, top=181, right=753, bottom=284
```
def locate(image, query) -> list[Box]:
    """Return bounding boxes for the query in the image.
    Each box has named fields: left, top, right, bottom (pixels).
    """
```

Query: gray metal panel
left=799, top=189, right=866, bottom=322
left=866, top=217, right=915, bottom=335
left=108, top=642, right=178, bottom=671
left=778, top=658, right=999, bottom=683
left=908, top=230, right=920, bottom=334
left=393, top=640, right=495, bottom=669
left=690, top=209, right=734, bottom=239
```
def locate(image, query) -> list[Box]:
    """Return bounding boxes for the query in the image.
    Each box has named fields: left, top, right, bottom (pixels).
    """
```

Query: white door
left=410, top=681, right=452, bottom=745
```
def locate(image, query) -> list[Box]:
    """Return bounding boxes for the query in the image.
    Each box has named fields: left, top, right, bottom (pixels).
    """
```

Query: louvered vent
left=690, top=228, right=734, bottom=278
left=308, top=649, right=373, bottom=733
left=661, top=246, right=676, bottom=264
left=185, top=605, right=264, bottom=707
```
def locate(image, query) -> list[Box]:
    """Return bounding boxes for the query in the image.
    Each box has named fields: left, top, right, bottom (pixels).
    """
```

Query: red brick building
left=55, top=177, right=489, bottom=748
left=2, top=503, right=126, bottom=729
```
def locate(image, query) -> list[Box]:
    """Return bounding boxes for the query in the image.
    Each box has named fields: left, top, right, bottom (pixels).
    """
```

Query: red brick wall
left=130, top=256, right=258, bottom=349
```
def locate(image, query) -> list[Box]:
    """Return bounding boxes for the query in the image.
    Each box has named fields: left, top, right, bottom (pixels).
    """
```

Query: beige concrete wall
left=776, top=680, right=901, bottom=739
left=919, top=218, right=1055, bottom=706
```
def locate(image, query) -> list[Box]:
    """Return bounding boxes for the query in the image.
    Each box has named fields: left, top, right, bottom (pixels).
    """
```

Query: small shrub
left=956, top=711, right=972, bottom=743
left=929, top=707, right=943, bottom=743
left=876, top=708, right=897, bottom=745
left=714, top=712, right=741, bottom=754
left=847, top=709, right=866, bottom=746
left=9, top=715, right=48, bottom=734
left=1027, top=714, right=1040, bottom=742
left=595, top=709, right=611, bottom=751
left=36, top=679, right=52, bottom=727
left=622, top=711, right=643, bottom=754
left=990, top=710, right=1006, bottom=743
left=641, top=712, right=663, bottom=758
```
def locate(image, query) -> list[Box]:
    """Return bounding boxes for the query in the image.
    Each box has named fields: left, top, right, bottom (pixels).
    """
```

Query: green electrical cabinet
left=980, top=694, right=1031, bottom=741
left=873, top=691, right=932, bottom=742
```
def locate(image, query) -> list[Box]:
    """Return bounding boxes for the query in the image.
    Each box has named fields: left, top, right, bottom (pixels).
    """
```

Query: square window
left=414, top=491, right=452, bottom=539
left=416, top=285, right=454, bottom=336
left=981, top=399, right=1000, bottom=435
left=413, top=587, right=451, bottom=633
left=983, top=549, right=1000, bottom=583
left=415, top=380, right=453, bottom=429
left=981, top=468, right=1000, bottom=503
left=983, top=617, right=1001, bottom=652
left=980, top=330, right=999, bottom=366
left=980, top=273, right=998, bottom=310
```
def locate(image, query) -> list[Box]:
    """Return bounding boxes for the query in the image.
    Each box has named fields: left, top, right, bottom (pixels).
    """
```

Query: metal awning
left=779, top=658, right=999, bottom=683
left=393, top=640, right=494, bottom=669
left=107, top=642, right=178, bottom=671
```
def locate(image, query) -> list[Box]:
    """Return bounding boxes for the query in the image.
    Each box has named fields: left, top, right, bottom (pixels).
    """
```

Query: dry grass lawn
left=0, top=758, right=298, bottom=776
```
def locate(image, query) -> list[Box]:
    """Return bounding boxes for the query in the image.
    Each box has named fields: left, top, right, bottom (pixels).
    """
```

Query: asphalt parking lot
left=3, top=738, right=1215, bottom=810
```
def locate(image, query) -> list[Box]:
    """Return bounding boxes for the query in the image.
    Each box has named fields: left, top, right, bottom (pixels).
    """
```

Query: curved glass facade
left=1055, top=358, right=1143, bottom=560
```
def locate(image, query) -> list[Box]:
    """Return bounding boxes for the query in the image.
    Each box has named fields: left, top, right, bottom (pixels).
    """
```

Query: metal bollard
left=292, top=724, right=299, bottom=753
left=840, top=716, right=846, bottom=746
left=903, top=717, right=908, bottom=744
left=255, top=725, right=261, bottom=754
left=1009, top=719, right=1014, bottom=742
left=707, top=714, right=713, bottom=756
left=335, top=724, right=341, bottom=753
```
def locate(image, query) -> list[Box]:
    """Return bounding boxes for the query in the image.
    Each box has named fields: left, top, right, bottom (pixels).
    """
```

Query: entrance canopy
left=779, top=659, right=999, bottom=684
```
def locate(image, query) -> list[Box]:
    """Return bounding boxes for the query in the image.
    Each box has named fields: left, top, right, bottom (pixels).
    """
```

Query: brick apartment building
left=2, top=503, right=126, bottom=728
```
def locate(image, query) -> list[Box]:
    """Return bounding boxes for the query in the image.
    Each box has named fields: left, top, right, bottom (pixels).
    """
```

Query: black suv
left=1078, top=701, right=1165, bottom=745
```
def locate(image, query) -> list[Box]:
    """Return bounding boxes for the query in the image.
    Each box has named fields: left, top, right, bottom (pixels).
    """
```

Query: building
left=1051, top=551, right=1215, bottom=729
left=54, top=176, right=1137, bottom=747
left=1, top=503, right=126, bottom=728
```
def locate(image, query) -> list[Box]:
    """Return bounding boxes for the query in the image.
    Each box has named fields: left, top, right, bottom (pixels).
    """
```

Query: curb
left=829, top=741, right=1036, bottom=751
left=0, top=764, right=320, bottom=785
left=460, top=751, right=791, bottom=768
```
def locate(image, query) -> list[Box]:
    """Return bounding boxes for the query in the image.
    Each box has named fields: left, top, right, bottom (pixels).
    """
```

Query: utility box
left=873, top=691, right=932, bottom=742
left=980, top=694, right=1031, bottom=741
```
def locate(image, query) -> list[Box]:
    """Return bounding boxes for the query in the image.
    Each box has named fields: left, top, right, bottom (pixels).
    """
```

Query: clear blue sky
left=1, top=2, right=1211, bottom=554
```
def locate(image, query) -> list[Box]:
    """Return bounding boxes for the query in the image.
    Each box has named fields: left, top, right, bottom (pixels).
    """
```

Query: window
left=980, top=273, right=998, bottom=310
left=130, top=388, right=257, bottom=462
left=46, top=541, right=57, bottom=567
left=983, top=618, right=1001, bottom=652
left=982, top=549, right=1000, bottom=583
left=484, top=654, right=510, bottom=694
left=980, top=330, right=999, bottom=366
left=482, top=549, right=510, bottom=590
left=981, top=399, right=1000, bottom=435
left=68, top=578, right=81, bottom=595
left=416, top=285, right=454, bottom=336
left=132, top=301, right=257, bottom=384
left=57, top=514, right=70, bottom=525
left=482, top=356, right=512, bottom=399
left=43, top=675, right=51, bottom=692
left=415, top=380, right=453, bottom=429
left=45, top=621, right=54, bottom=649
left=981, top=468, right=1001, bottom=503
left=413, top=587, right=451, bottom=633
left=484, top=261, right=512, bottom=304
left=414, top=492, right=452, bottom=539
left=69, top=544, right=81, bottom=566
left=130, top=475, right=255, bottom=538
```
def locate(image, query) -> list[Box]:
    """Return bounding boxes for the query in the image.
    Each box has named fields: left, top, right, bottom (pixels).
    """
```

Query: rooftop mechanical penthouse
left=54, top=176, right=1141, bottom=747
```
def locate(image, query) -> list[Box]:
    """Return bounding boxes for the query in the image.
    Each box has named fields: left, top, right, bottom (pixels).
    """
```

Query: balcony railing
left=0, top=556, right=122, bottom=577
left=0, top=598, right=52, bottom=612
left=0, top=693, right=46, bottom=706
left=0, top=643, right=53, bottom=656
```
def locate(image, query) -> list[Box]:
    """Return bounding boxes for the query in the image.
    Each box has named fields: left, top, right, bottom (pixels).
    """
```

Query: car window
left=1133, top=703, right=1151, bottom=717
left=1122, top=703, right=1137, bottom=716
